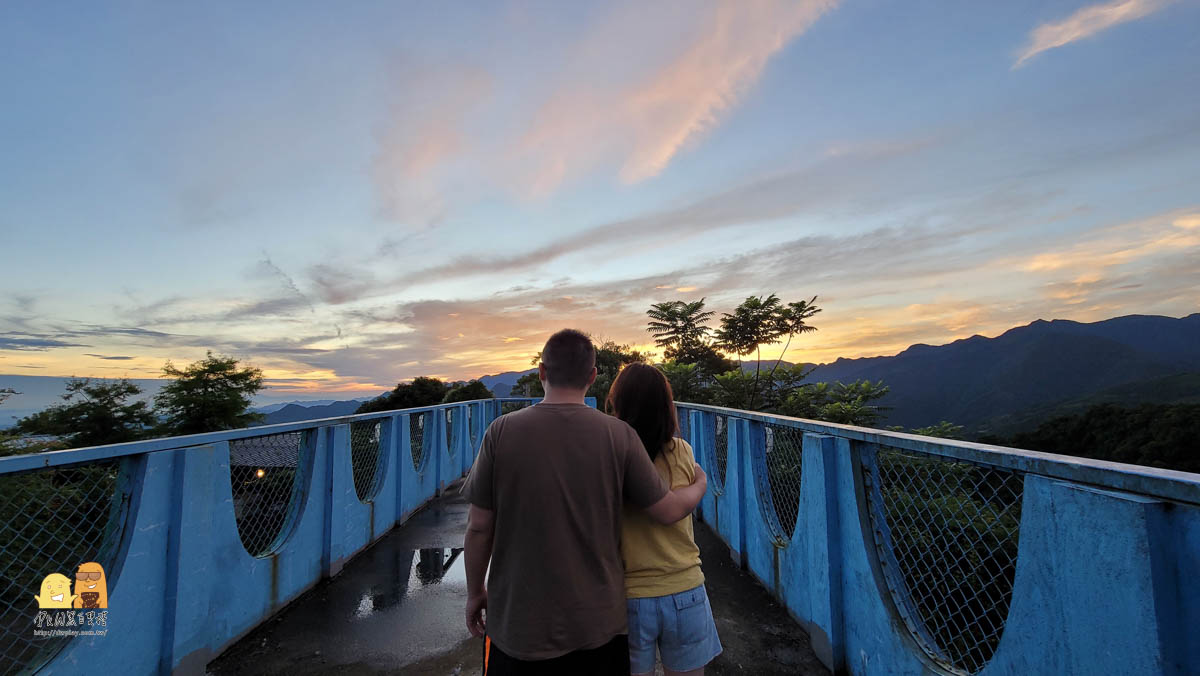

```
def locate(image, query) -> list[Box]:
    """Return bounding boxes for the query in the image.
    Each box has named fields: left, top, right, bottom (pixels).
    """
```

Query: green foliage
left=154, top=352, right=265, bottom=435
left=513, top=371, right=544, bottom=397
left=15, top=378, right=154, bottom=448
left=0, top=388, right=15, bottom=406
left=1010, top=403, right=1200, bottom=474
left=442, top=380, right=493, bottom=403
left=590, top=340, right=649, bottom=404
left=646, top=299, right=716, bottom=360
left=911, top=421, right=965, bottom=439
left=356, top=376, right=449, bottom=414
left=712, top=294, right=821, bottom=410
left=780, top=379, right=890, bottom=426
left=657, top=361, right=710, bottom=404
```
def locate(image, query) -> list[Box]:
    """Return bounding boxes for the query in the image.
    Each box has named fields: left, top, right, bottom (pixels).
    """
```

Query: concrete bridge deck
left=207, top=481, right=828, bottom=675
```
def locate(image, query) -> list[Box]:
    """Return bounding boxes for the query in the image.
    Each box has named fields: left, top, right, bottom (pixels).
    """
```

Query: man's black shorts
left=482, top=634, right=630, bottom=675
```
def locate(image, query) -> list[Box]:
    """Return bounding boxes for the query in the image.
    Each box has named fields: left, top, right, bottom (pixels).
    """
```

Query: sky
left=1, top=0, right=1198, bottom=399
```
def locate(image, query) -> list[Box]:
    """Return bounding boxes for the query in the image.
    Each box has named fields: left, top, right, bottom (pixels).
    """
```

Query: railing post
left=396, top=410, right=410, bottom=525
left=324, top=425, right=352, bottom=577
left=992, top=475, right=1190, bottom=673
left=799, top=433, right=846, bottom=674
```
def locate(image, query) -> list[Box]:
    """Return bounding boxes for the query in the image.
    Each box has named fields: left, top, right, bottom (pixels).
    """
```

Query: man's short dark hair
left=541, top=329, right=596, bottom=389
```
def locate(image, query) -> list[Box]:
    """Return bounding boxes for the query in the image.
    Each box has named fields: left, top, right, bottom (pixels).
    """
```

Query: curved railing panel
left=863, top=445, right=1023, bottom=674
left=714, top=413, right=729, bottom=492
left=350, top=420, right=385, bottom=503
left=409, top=412, right=428, bottom=473
left=762, top=422, right=804, bottom=542
left=445, top=408, right=456, bottom=460
left=0, top=459, right=134, bottom=675
left=228, top=431, right=309, bottom=558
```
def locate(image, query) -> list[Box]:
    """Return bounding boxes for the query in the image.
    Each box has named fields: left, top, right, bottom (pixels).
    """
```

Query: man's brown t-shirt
left=461, top=403, right=668, bottom=660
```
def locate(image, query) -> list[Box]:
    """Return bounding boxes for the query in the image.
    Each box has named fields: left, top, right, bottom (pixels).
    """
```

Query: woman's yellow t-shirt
left=621, top=437, right=704, bottom=599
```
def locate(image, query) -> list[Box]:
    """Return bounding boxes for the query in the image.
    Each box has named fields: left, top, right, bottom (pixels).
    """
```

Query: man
left=462, top=329, right=707, bottom=675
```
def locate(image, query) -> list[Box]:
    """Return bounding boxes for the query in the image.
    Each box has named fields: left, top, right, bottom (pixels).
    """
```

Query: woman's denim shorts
left=626, top=584, right=722, bottom=674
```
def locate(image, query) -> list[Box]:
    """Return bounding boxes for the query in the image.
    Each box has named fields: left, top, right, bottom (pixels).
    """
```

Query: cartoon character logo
left=73, top=562, right=108, bottom=609
left=34, top=573, right=77, bottom=608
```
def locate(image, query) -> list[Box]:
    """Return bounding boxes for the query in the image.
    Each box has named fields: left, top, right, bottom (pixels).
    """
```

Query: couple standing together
left=462, top=329, right=723, bottom=675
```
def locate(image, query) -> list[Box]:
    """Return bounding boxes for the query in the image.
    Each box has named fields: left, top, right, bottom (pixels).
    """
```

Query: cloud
left=371, top=0, right=838, bottom=222
left=84, top=354, right=135, bottom=361
left=1014, top=0, right=1173, bottom=68
left=0, top=336, right=90, bottom=351
left=334, top=136, right=936, bottom=302
left=518, top=0, right=839, bottom=190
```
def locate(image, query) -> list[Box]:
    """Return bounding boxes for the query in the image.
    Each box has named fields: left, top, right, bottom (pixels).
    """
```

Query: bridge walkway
left=207, top=481, right=828, bottom=675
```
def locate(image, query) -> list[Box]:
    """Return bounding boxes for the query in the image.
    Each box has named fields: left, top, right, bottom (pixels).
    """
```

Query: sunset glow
left=2, top=1, right=1198, bottom=400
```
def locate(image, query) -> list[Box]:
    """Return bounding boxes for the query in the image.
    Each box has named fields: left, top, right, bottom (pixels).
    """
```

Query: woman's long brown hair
left=606, top=363, right=679, bottom=467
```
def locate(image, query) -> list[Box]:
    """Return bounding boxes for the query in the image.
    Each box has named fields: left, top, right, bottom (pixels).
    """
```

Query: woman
left=608, top=363, right=722, bottom=676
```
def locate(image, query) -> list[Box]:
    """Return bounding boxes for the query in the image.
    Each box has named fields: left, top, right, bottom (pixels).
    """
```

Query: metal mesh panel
left=714, top=414, right=729, bottom=488
left=0, top=461, right=130, bottom=675
left=676, top=407, right=690, bottom=443
left=445, top=409, right=455, bottom=459
left=350, top=421, right=383, bottom=502
left=409, top=413, right=426, bottom=472
left=500, top=401, right=531, bottom=415
left=229, top=432, right=305, bottom=558
left=763, top=423, right=803, bottom=540
left=864, top=447, right=1023, bottom=674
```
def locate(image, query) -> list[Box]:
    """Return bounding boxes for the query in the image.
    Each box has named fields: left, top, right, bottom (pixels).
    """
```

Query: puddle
left=352, top=548, right=465, bottom=620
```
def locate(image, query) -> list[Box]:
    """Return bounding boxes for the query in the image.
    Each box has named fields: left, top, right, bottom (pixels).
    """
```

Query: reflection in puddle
left=354, top=548, right=464, bottom=619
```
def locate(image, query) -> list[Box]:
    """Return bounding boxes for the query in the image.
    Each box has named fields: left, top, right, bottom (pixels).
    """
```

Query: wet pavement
left=207, top=481, right=827, bottom=675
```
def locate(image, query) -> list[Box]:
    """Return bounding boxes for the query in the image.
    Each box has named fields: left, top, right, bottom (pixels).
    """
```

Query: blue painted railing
left=3, top=396, right=1195, bottom=675
left=0, top=398, right=558, bottom=676
left=675, top=402, right=1200, bottom=676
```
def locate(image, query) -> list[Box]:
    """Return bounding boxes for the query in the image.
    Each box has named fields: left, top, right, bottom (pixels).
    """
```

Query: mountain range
left=4, top=314, right=1198, bottom=435
left=807, top=313, right=1200, bottom=433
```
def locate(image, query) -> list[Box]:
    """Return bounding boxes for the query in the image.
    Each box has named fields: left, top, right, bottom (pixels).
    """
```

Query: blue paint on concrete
left=9, top=399, right=510, bottom=675
left=10, top=397, right=1197, bottom=675
left=683, top=407, right=1200, bottom=676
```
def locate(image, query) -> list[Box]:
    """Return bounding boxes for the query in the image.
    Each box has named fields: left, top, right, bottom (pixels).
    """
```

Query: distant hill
left=808, top=313, right=1200, bottom=432
left=257, top=399, right=374, bottom=425
left=478, top=369, right=536, bottom=397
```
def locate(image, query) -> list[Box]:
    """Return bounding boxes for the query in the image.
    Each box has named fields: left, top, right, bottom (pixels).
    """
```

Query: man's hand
left=466, top=588, right=488, bottom=637
left=643, top=462, right=708, bottom=525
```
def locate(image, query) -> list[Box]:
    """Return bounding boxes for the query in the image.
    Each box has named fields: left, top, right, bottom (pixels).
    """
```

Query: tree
left=356, top=376, right=449, bottom=414
left=646, top=299, right=715, bottom=360
left=912, top=421, right=965, bottom=439
left=657, top=362, right=710, bottom=404
left=590, top=340, right=649, bottom=404
left=712, top=294, right=822, bottom=410
left=0, top=388, right=15, bottom=407
left=443, top=380, right=493, bottom=403
left=15, top=379, right=154, bottom=448
left=154, top=352, right=265, bottom=435
left=513, top=371, right=544, bottom=397
left=780, top=379, right=890, bottom=426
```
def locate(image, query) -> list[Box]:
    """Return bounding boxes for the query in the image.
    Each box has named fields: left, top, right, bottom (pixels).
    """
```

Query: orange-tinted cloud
left=1014, top=0, right=1174, bottom=68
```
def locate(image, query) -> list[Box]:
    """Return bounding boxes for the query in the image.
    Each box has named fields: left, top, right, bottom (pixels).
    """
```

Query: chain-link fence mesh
left=0, top=461, right=130, bottom=676
left=714, top=414, right=729, bottom=489
left=864, top=447, right=1023, bottom=674
left=500, top=401, right=532, bottom=415
left=763, top=423, right=804, bottom=540
left=676, top=406, right=690, bottom=443
left=229, top=432, right=306, bottom=558
left=409, top=413, right=426, bottom=472
left=350, top=421, right=383, bottom=502
left=445, top=409, right=455, bottom=459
